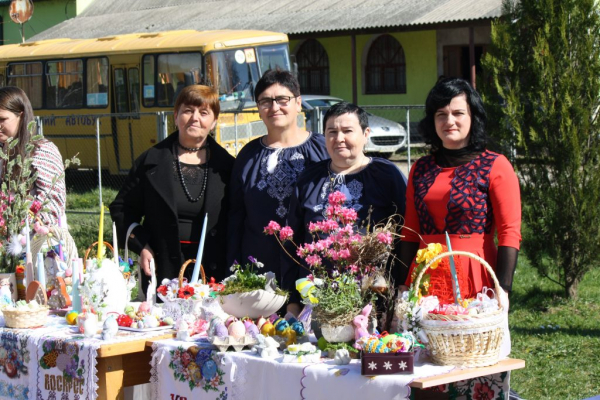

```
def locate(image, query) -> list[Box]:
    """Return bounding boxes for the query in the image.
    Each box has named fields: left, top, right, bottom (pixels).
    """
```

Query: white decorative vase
left=219, top=290, right=287, bottom=319
left=320, top=323, right=355, bottom=343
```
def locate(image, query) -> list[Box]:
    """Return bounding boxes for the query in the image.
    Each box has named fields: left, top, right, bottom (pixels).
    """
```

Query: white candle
left=190, top=213, right=208, bottom=284
left=112, top=222, right=119, bottom=266
left=36, top=253, right=46, bottom=289
left=71, top=258, right=81, bottom=313
left=25, top=217, right=31, bottom=253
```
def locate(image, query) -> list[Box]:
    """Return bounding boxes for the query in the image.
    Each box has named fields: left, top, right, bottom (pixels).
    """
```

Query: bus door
left=112, top=64, right=143, bottom=172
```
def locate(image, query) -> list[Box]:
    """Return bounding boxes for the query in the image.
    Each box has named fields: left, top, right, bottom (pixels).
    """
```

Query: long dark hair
left=419, top=78, right=487, bottom=152
left=0, top=86, right=36, bottom=180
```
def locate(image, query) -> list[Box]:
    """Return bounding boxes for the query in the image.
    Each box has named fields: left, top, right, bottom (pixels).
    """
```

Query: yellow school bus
left=0, top=30, right=292, bottom=173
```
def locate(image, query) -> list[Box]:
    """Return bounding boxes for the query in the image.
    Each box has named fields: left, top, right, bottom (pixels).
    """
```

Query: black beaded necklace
left=178, top=142, right=209, bottom=152
left=174, top=142, right=209, bottom=203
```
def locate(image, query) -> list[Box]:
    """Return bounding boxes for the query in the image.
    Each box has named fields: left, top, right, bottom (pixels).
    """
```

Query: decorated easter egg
left=225, top=315, right=236, bottom=328
left=246, top=323, right=259, bottom=338
left=291, top=321, right=305, bottom=336
left=228, top=320, right=246, bottom=338
left=65, top=268, right=72, bottom=277
left=281, top=327, right=297, bottom=346
left=195, top=349, right=213, bottom=366
left=215, top=323, right=228, bottom=338
left=138, top=301, right=151, bottom=313
left=143, top=315, right=159, bottom=328
left=274, top=319, right=289, bottom=333
left=65, top=311, right=79, bottom=326
left=256, top=317, right=267, bottom=330
left=201, top=359, right=218, bottom=380
left=187, top=362, right=202, bottom=384
left=260, top=321, right=275, bottom=336
left=287, top=317, right=298, bottom=325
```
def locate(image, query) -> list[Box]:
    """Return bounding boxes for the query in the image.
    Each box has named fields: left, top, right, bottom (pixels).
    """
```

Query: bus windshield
left=208, top=44, right=291, bottom=111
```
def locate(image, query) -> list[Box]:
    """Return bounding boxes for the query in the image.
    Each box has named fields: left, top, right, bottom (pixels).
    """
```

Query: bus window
left=142, top=55, right=155, bottom=107
left=7, top=62, right=42, bottom=109
left=114, top=68, right=129, bottom=113
left=46, top=59, right=83, bottom=109
left=208, top=49, right=260, bottom=111
left=128, top=68, right=140, bottom=114
left=256, top=44, right=291, bottom=74
left=155, top=53, right=203, bottom=107
left=86, top=58, right=109, bottom=107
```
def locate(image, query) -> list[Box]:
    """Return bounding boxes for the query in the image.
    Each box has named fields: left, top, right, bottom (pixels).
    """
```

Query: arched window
left=365, top=35, right=406, bottom=94
left=296, top=39, right=330, bottom=95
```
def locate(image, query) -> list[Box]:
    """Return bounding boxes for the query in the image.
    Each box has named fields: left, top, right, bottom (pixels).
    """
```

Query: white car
left=301, top=95, right=407, bottom=157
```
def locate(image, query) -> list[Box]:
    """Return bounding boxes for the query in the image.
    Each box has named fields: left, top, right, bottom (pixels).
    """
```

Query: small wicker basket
left=413, top=250, right=506, bottom=368
left=30, top=225, right=79, bottom=270
left=158, top=259, right=208, bottom=321
left=2, top=306, right=50, bottom=329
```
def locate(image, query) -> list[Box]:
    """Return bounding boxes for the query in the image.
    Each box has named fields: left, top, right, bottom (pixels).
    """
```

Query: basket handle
left=178, top=259, right=206, bottom=288
left=412, top=250, right=504, bottom=310
left=83, top=241, right=115, bottom=265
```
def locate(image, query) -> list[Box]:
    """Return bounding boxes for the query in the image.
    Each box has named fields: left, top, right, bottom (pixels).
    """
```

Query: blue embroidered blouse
left=283, top=157, right=408, bottom=295
left=227, top=132, right=329, bottom=281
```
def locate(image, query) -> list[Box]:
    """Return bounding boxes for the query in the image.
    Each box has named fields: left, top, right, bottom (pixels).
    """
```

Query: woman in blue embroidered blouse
left=227, top=69, right=329, bottom=294
left=284, top=102, right=408, bottom=314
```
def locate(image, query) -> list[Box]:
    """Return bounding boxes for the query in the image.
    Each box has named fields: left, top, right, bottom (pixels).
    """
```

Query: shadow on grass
left=511, top=326, right=600, bottom=337
left=510, top=287, right=565, bottom=312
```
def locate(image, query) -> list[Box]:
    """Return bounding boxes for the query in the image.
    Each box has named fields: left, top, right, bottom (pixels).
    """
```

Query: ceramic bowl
left=219, top=290, right=287, bottom=319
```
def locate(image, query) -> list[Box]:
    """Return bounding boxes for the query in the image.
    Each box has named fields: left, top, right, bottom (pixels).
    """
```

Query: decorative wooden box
left=361, top=351, right=414, bottom=375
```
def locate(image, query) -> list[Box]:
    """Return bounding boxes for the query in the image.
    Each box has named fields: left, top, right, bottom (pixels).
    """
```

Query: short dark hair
left=254, top=68, right=301, bottom=101
left=418, top=78, right=487, bottom=152
left=174, top=85, right=220, bottom=118
left=323, top=102, right=369, bottom=133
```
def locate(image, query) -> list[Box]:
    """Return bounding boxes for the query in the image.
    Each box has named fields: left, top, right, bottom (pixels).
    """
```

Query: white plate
left=118, top=325, right=174, bottom=332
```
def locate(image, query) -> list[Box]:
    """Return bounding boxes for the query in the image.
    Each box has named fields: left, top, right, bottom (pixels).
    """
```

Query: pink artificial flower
left=338, top=249, right=351, bottom=259
left=263, top=221, right=281, bottom=235
left=323, top=219, right=339, bottom=233
left=29, top=200, right=42, bottom=214
left=348, top=264, right=359, bottom=273
left=328, top=191, right=346, bottom=206
left=305, top=254, right=322, bottom=267
left=340, top=208, right=358, bottom=224
left=377, top=232, right=393, bottom=245
left=308, top=221, right=321, bottom=233
left=279, top=226, right=294, bottom=241
left=33, top=221, right=50, bottom=235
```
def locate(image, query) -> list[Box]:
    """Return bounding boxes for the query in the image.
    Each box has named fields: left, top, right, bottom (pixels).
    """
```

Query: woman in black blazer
left=110, top=85, right=234, bottom=294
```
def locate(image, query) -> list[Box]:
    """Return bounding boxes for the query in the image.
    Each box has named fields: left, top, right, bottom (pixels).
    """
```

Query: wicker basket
left=2, top=306, right=50, bottom=328
left=413, top=250, right=506, bottom=368
left=83, top=241, right=115, bottom=265
left=158, top=259, right=213, bottom=321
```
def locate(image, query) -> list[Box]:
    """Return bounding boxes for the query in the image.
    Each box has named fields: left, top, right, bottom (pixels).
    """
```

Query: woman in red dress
left=399, top=78, right=521, bottom=301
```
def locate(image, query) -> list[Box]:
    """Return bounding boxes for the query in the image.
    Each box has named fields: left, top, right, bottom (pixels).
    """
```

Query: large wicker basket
left=2, top=306, right=50, bottom=328
left=30, top=225, right=79, bottom=269
left=413, top=250, right=506, bottom=368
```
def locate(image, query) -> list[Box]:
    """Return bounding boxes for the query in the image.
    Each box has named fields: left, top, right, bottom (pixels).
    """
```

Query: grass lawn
left=509, top=256, right=600, bottom=400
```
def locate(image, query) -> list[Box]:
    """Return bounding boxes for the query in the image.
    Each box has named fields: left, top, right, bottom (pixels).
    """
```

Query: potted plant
left=216, top=256, right=288, bottom=319
left=265, top=191, right=399, bottom=343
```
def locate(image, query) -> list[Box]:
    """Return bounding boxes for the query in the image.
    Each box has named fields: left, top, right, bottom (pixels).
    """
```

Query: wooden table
left=410, top=358, right=526, bottom=399
left=95, top=332, right=174, bottom=400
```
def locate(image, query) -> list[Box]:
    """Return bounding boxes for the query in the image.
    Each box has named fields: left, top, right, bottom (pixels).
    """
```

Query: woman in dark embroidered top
left=399, top=78, right=521, bottom=301
left=227, top=69, right=328, bottom=298
left=110, top=85, right=234, bottom=295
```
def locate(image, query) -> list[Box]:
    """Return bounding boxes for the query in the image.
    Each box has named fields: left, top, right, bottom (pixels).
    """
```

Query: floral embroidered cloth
left=0, top=315, right=172, bottom=400
left=150, top=339, right=465, bottom=400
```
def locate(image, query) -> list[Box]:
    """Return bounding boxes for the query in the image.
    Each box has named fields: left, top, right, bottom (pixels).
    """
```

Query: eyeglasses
left=256, top=96, right=297, bottom=109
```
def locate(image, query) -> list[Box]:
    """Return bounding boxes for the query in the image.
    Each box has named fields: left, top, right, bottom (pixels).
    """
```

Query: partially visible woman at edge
left=0, top=86, right=65, bottom=224
left=227, top=68, right=329, bottom=306
left=110, top=85, right=234, bottom=295
left=285, top=102, right=407, bottom=315
left=399, top=77, right=521, bottom=305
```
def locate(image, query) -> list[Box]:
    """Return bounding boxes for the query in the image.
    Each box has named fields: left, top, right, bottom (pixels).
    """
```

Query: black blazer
left=109, top=132, right=234, bottom=292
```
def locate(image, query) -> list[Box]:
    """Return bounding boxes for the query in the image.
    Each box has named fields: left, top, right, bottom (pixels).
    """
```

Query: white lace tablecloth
left=150, top=338, right=455, bottom=400
left=0, top=315, right=173, bottom=400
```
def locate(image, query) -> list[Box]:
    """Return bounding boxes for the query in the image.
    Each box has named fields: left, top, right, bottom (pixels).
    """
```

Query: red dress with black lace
left=402, top=150, right=521, bottom=298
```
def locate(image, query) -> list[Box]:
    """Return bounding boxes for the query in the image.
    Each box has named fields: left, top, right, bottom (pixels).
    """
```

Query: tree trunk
left=565, top=277, right=580, bottom=299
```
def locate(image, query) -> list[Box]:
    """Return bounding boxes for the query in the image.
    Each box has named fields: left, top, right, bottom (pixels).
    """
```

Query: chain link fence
left=38, top=105, right=424, bottom=215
